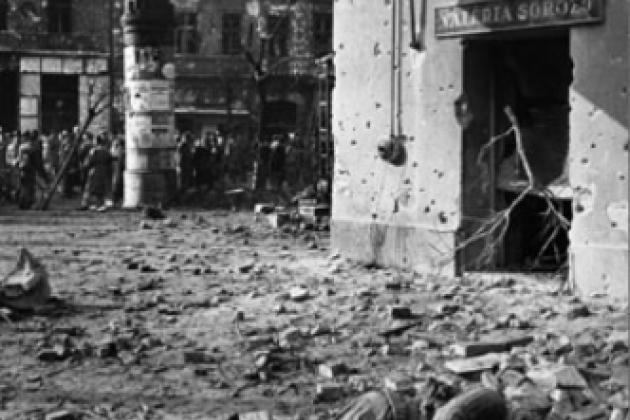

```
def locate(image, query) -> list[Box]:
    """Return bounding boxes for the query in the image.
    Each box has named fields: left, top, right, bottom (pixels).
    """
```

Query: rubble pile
left=0, top=210, right=626, bottom=419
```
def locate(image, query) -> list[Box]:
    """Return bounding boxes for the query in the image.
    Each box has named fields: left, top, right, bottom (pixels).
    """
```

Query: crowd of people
left=0, top=125, right=296, bottom=210
left=0, top=126, right=125, bottom=210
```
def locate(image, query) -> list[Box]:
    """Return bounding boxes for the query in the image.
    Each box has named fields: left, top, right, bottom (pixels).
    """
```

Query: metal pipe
left=109, top=0, right=115, bottom=132
left=409, top=0, right=426, bottom=51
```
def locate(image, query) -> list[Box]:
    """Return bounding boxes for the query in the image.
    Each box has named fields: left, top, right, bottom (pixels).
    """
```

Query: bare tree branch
left=36, top=89, right=110, bottom=211
left=454, top=106, right=571, bottom=271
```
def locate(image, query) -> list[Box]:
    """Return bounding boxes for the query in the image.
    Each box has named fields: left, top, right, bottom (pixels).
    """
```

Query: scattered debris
left=143, top=206, right=166, bottom=220
left=0, top=248, right=51, bottom=310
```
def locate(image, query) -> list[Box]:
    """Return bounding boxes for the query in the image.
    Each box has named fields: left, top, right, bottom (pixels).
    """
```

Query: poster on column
left=127, top=80, right=173, bottom=112
left=126, top=114, right=175, bottom=149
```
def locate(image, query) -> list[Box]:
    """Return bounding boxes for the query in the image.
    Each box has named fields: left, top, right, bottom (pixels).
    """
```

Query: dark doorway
left=459, top=30, right=573, bottom=273
left=0, top=70, right=18, bottom=132
left=261, top=100, right=297, bottom=141
left=41, top=74, right=79, bottom=133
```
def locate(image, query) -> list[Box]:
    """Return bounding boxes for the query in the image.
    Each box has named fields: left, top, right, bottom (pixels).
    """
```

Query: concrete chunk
left=444, top=353, right=502, bottom=375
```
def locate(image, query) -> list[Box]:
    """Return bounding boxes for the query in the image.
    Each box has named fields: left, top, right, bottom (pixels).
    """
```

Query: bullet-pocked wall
left=332, top=0, right=463, bottom=274
left=333, top=0, right=628, bottom=297
left=568, top=0, right=628, bottom=298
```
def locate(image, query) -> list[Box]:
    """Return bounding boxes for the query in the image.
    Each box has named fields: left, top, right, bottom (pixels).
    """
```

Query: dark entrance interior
left=41, top=74, right=79, bottom=133
left=262, top=100, right=298, bottom=141
left=460, top=30, right=573, bottom=273
left=0, top=70, right=18, bottom=132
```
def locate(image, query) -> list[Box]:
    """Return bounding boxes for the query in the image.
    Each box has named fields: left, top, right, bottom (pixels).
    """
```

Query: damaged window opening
left=460, top=31, right=573, bottom=273
left=175, top=12, right=199, bottom=55
left=47, top=0, right=72, bottom=34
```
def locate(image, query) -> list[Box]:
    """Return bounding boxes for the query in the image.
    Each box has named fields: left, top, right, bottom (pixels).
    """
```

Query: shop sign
left=435, top=0, right=604, bottom=37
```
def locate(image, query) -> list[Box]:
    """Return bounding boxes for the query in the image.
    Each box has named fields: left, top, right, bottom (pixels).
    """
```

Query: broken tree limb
left=36, top=91, right=109, bottom=211
left=455, top=106, right=571, bottom=269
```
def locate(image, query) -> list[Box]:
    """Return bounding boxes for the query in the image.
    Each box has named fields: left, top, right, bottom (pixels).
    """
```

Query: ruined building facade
left=0, top=0, right=121, bottom=134
left=332, top=0, right=628, bottom=298
left=0, top=0, right=334, bottom=185
left=171, top=0, right=333, bottom=185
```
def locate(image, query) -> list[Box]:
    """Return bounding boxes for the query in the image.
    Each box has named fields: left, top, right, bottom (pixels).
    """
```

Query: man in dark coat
left=79, top=134, right=112, bottom=210
left=177, top=132, right=194, bottom=193
left=59, top=130, right=79, bottom=198
left=110, top=137, right=125, bottom=207
left=17, top=132, right=48, bottom=209
left=192, top=135, right=212, bottom=190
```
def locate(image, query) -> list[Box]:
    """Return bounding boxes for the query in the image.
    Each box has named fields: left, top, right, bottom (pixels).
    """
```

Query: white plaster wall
left=568, top=0, right=629, bottom=298
left=333, top=0, right=463, bottom=230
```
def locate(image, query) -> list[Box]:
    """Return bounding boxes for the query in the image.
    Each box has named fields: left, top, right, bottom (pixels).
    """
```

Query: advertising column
left=121, top=0, right=176, bottom=208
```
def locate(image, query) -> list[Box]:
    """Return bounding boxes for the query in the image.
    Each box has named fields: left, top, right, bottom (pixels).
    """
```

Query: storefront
left=15, top=52, right=110, bottom=134
left=332, top=0, right=628, bottom=297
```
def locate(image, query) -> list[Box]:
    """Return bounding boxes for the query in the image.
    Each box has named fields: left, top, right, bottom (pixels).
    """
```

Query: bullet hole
left=412, top=162, right=418, bottom=168
left=366, top=121, right=371, bottom=129
left=375, top=102, right=382, bottom=109
left=619, top=174, right=626, bottom=181
left=371, top=213, right=378, bottom=220
left=438, top=212, right=448, bottom=224
left=373, top=42, right=382, bottom=56
left=402, top=257, right=408, bottom=264
left=624, top=142, right=628, bottom=152
left=581, top=158, right=589, bottom=165
left=393, top=199, right=399, bottom=213
left=350, top=139, right=357, bottom=145
left=338, top=43, right=344, bottom=50
left=611, top=221, right=618, bottom=228
left=406, top=71, right=411, bottom=78
left=590, top=143, right=597, bottom=149
left=438, top=86, right=444, bottom=92
left=575, top=204, right=585, bottom=213
left=437, top=172, right=444, bottom=178
left=371, top=197, right=376, bottom=202
left=419, top=188, right=425, bottom=192
left=408, top=136, right=414, bottom=141
left=403, top=178, right=411, bottom=185
left=448, top=84, right=454, bottom=90
left=361, top=179, right=367, bottom=184
left=424, top=206, right=431, bottom=213
left=430, top=199, right=436, bottom=205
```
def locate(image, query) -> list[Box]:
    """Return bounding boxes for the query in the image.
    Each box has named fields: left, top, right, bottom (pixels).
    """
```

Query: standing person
left=17, top=131, right=48, bottom=209
left=78, top=132, right=94, bottom=192
left=256, top=136, right=271, bottom=190
left=222, top=132, right=236, bottom=186
left=59, top=130, right=79, bottom=198
left=0, top=127, right=7, bottom=202
left=79, top=134, right=112, bottom=210
left=269, top=134, right=286, bottom=190
left=42, top=131, right=60, bottom=179
left=212, top=130, right=226, bottom=189
left=192, top=134, right=211, bottom=190
left=177, top=132, right=193, bottom=193
left=110, top=137, right=125, bottom=207
left=6, top=131, right=22, bottom=201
